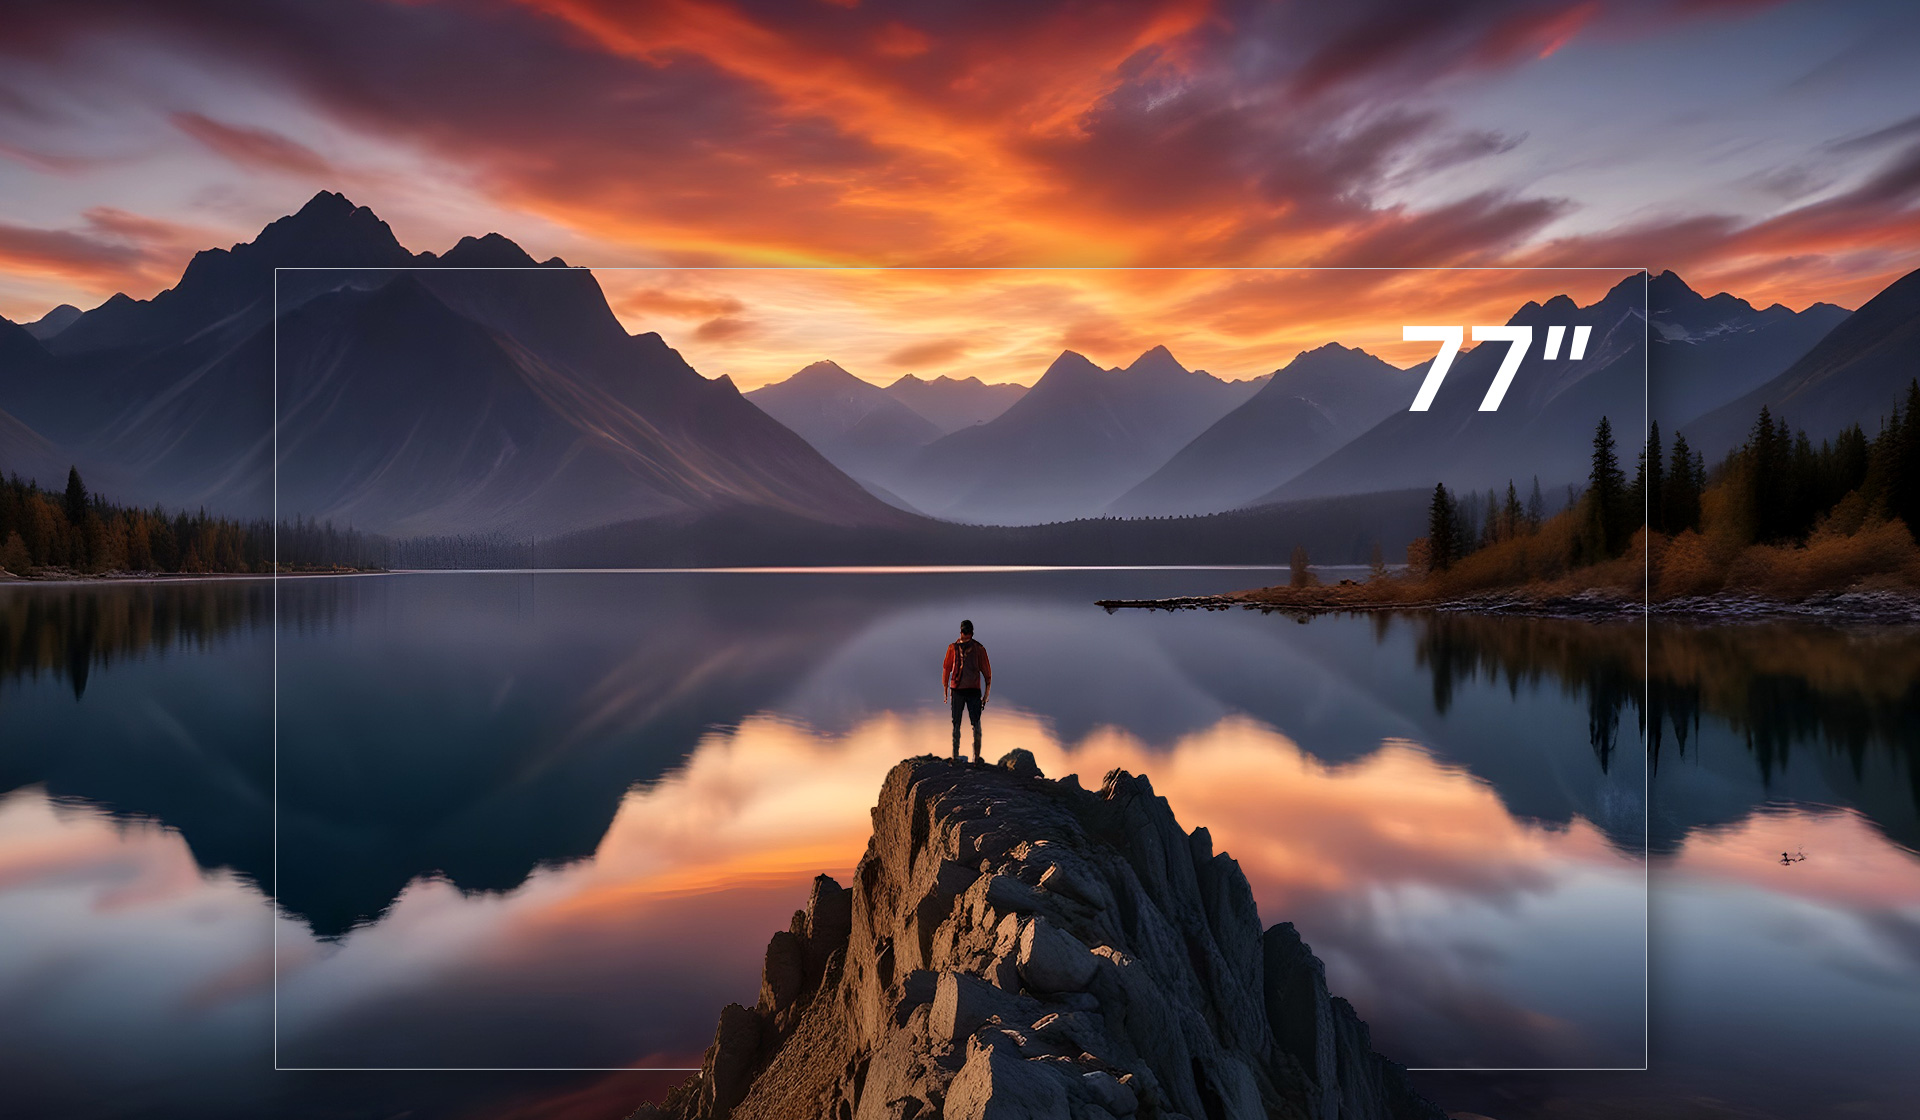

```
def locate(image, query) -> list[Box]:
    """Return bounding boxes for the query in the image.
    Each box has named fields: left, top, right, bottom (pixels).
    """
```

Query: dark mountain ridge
left=1682, top=264, right=1920, bottom=460
left=1647, top=269, right=1849, bottom=428
left=0, top=191, right=902, bottom=534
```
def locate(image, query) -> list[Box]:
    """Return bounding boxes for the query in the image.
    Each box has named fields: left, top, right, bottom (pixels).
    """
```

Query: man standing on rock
left=943, top=619, right=992, bottom=763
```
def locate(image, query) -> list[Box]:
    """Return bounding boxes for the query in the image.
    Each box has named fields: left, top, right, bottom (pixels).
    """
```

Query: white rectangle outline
left=271, top=265, right=1652, bottom=1074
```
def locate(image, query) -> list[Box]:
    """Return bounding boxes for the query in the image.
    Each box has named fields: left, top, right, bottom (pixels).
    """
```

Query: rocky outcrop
left=637, top=751, right=1445, bottom=1120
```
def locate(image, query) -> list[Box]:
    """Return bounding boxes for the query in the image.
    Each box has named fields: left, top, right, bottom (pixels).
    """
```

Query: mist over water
left=1, top=572, right=1915, bottom=1117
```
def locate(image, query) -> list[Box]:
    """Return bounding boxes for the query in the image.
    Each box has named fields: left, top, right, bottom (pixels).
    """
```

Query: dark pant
left=950, top=688, right=983, bottom=757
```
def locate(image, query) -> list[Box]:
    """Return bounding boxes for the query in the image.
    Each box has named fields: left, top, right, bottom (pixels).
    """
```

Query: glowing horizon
left=3, top=2, right=1917, bottom=333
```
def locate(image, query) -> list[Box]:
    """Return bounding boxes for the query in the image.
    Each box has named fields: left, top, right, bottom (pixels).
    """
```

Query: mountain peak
left=294, top=189, right=356, bottom=220
left=1125, top=343, right=1190, bottom=378
left=435, top=232, right=544, bottom=268
left=23, top=303, right=83, bottom=340
left=248, top=191, right=410, bottom=264
left=1039, top=349, right=1103, bottom=379
left=791, top=359, right=861, bottom=385
left=1648, top=269, right=1695, bottom=301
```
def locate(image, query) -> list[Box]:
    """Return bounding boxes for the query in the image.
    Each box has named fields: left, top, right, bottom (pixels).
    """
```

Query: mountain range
left=1108, top=342, right=1413, bottom=516
left=882, top=373, right=1027, bottom=433
left=1264, top=278, right=1650, bottom=503
left=744, top=361, right=945, bottom=489
left=1646, top=270, right=1850, bottom=431
left=1681, top=264, right=1920, bottom=459
left=6, top=190, right=1915, bottom=557
left=0, top=192, right=898, bottom=535
left=882, top=345, right=1263, bottom=523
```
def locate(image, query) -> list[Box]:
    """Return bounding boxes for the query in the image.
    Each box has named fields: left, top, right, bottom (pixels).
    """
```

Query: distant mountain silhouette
left=745, top=361, right=944, bottom=487
left=1264, top=276, right=1647, bottom=504
left=882, top=373, right=1027, bottom=433
left=1682, top=265, right=1920, bottom=460
left=0, top=317, right=69, bottom=486
left=21, top=303, right=81, bottom=341
left=892, top=345, right=1263, bottom=524
left=1647, top=270, right=1848, bottom=428
left=1109, top=343, right=1413, bottom=516
left=0, top=191, right=901, bottom=534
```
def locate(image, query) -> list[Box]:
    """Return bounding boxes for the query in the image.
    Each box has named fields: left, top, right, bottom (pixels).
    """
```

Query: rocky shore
left=637, top=753, right=1444, bottom=1120
left=1096, top=587, right=1920, bottom=624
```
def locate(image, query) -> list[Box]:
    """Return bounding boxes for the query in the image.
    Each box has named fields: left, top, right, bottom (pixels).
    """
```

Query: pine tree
left=63, top=467, right=88, bottom=526
left=1665, top=433, right=1701, bottom=533
left=1427, top=483, right=1457, bottom=572
left=1893, top=380, right=1920, bottom=534
left=1747, top=406, right=1788, bottom=543
left=1586, top=416, right=1629, bottom=558
left=1635, top=422, right=1664, bottom=533
left=1527, top=476, right=1545, bottom=529
left=1502, top=481, right=1525, bottom=540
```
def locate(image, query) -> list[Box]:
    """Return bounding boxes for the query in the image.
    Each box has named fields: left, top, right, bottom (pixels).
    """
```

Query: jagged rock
left=997, top=748, right=1042, bottom=779
left=639, top=755, right=1445, bottom=1120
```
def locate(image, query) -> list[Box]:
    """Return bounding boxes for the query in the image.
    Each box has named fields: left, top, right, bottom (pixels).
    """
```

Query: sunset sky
left=2, top=0, right=1918, bottom=385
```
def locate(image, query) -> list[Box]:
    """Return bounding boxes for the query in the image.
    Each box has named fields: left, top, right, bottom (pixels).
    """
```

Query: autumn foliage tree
left=0, top=468, right=271, bottom=576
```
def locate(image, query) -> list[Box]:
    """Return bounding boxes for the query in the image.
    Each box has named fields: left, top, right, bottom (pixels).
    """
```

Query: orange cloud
left=0, top=207, right=205, bottom=308
left=593, top=266, right=1639, bottom=388
left=0, top=0, right=1906, bottom=325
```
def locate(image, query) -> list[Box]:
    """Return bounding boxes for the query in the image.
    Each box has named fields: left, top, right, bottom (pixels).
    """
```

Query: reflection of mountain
left=0, top=582, right=276, bottom=894
left=11, top=575, right=1911, bottom=942
left=1683, top=264, right=1920, bottom=460
left=1268, top=277, right=1647, bottom=502
left=1110, top=343, right=1414, bottom=516
left=271, top=575, right=890, bottom=937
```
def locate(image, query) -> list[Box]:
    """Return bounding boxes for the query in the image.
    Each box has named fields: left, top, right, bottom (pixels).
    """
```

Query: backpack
left=949, top=640, right=982, bottom=690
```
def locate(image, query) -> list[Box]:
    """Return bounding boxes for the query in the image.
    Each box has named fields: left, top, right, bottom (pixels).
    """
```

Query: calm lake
left=1, top=570, right=1915, bottom=1118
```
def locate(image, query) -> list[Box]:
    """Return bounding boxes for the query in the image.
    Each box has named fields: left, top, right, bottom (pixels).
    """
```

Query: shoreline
left=0, top=568, right=381, bottom=587
left=1095, top=587, right=1920, bottom=624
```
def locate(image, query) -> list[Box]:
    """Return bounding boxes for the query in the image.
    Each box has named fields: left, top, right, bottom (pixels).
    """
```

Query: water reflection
left=0, top=579, right=273, bottom=700
left=1409, top=613, right=1920, bottom=854
left=2, top=576, right=1917, bottom=1116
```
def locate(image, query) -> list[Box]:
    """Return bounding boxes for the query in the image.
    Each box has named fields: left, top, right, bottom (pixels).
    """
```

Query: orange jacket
left=943, top=639, right=991, bottom=691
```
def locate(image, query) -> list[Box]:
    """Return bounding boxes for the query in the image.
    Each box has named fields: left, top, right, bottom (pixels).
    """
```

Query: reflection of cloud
left=0, top=791, right=272, bottom=1089
left=1669, top=806, right=1920, bottom=914
left=268, top=707, right=1642, bottom=1068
